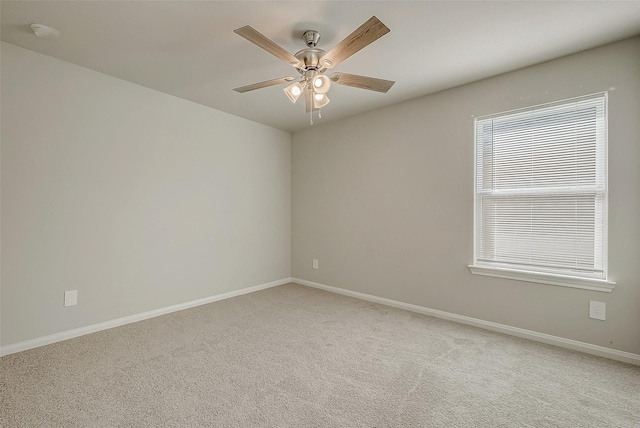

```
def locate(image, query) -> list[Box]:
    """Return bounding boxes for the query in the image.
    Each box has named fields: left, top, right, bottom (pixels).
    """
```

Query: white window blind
left=474, top=94, right=608, bottom=281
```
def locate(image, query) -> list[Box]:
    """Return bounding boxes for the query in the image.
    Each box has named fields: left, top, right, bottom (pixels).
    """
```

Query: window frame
left=468, top=93, right=615, bottom=292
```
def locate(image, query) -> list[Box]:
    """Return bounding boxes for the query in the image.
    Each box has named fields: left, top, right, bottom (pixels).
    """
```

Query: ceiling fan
left=233, top=16, right=395, bottom=123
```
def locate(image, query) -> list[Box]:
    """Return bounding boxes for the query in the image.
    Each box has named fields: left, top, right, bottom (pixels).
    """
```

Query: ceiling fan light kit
left=233, top=16, right=395, bottom=125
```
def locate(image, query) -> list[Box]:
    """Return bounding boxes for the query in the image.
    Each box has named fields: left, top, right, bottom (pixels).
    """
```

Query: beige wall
left=292, top=37, right=640, bottom=354
left=1, top=43, right=291, bottom=346
left=3, top=37, right=639, bottom=356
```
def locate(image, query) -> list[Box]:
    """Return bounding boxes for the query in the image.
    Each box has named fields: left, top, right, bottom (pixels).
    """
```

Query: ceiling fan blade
left=319, top=16, right=390, bottom=69
left=233, top=77, right=297, bottom=93
left=234, top=26, right=301, bottom=68
left=330, top=72, right=395, bottom=93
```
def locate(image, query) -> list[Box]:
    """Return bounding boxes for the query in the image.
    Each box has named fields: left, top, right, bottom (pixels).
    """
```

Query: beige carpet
left=1, top=283, right=639, bottom=427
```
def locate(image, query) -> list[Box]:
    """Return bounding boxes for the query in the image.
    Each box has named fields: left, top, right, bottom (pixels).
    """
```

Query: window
left=469, top=93, right=614, bottom=292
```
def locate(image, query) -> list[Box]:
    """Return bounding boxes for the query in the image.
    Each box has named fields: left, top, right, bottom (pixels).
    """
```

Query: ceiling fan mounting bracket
left=302, top=30, right=320, bottom=47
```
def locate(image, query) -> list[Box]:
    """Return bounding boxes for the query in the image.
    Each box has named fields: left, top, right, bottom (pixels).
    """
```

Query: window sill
left=468, top=265, right=616, bottom=293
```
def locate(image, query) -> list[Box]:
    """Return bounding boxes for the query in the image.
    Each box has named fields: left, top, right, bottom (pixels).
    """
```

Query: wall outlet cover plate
left=589, top=301, right=606, bottom=320
left=64, top=290, right=78, bottom=307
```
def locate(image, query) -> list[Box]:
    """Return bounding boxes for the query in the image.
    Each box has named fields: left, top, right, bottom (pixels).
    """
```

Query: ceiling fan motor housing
left=294, top=48, right=326, bottom=72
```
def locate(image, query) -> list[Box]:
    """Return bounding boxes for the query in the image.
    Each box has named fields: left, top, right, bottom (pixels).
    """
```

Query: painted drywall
left=292, top=37, right=640, bottom=355
left=1, top=42, right=291, bottom=347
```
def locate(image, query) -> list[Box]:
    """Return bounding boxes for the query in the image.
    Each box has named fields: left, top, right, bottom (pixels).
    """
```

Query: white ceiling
left=3, top=1, right=640, bottom=133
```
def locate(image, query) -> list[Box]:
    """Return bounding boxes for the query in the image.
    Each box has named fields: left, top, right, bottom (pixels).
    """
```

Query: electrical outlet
left=313, top=259, right=319, bottom=269
left=589, top=301, right=606, bottom=320
left=64, top=290, right=78, bottom=307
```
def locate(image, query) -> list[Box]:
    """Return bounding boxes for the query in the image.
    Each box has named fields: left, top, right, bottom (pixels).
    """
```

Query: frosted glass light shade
left=312, top=75, right=331, bottom=94
left=284, top=82, right=303, bottom=103
left=313, top=93, right=330, bottom=109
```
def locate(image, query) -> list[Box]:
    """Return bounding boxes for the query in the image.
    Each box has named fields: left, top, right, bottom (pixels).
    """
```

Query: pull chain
left=309, top=107, right=313, bottom=125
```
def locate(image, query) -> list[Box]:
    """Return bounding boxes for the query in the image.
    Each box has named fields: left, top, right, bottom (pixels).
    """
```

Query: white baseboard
left=0, top=278, right=292, bottom=357
left=6, top=276, right=638, bottom=366
left=292, top=278, right=640, bottom=366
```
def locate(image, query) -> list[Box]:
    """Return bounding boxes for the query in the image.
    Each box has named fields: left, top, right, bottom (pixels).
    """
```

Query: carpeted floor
left=1, top=283, right=639, bottom=427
